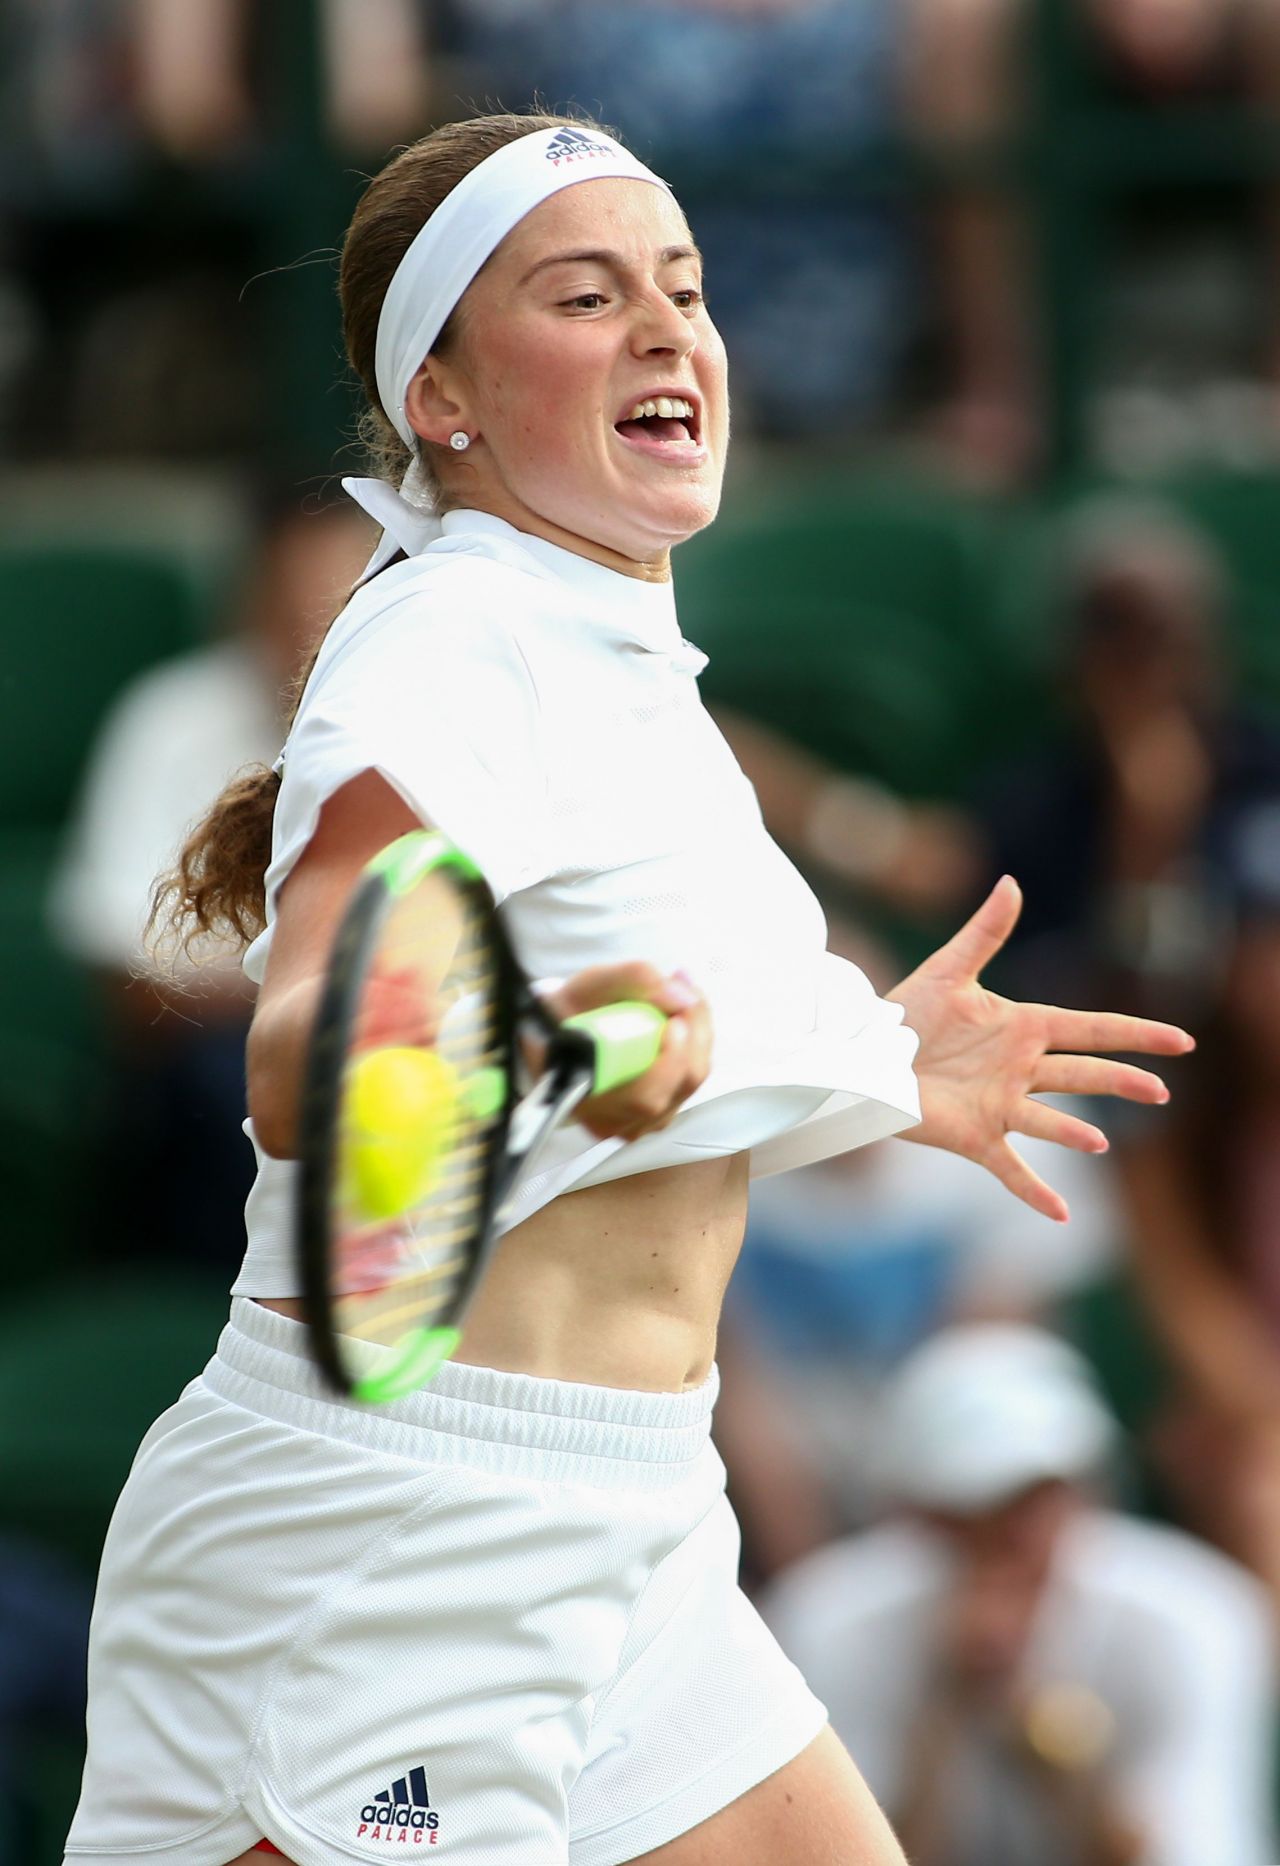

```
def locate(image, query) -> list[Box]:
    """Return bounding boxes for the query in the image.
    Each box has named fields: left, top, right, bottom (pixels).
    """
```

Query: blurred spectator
left=906, top=0, right=1280, bottom=483
left=977, top=495, right=1280, bottom=1021
left=969, top=499, right=1280, bottom=1602
left=133, top=0, right=430, bottom=160
left=48, top=493, right=371, bottom=1271
left=1115, top=800, right=1280, bottom=1610
left=129, top=1, right=925, bottom=444
left=763, top=1323, right=1278, bottom=1866
left=714, top=703, right=982, bottom=923
left=430, top=0, right=920, bottom=438
left=0, top=0, right=142, bottom=192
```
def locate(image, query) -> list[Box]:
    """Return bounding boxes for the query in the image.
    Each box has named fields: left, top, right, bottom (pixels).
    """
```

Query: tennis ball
left=343, top=1046, right=459, bottom=1221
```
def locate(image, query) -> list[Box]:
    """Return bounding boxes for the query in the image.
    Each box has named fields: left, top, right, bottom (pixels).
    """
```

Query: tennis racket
left=296, top=828, right=667, bottom=1404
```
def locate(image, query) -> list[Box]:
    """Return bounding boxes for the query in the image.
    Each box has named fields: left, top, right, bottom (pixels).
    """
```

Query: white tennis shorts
left=65, top=1298, right=827, bottom=1866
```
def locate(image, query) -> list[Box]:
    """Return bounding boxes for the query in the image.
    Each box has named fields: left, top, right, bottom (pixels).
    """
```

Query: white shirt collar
left=341, top=476, right=706, bottom=673
left=433, top=510, right=708, bottom=675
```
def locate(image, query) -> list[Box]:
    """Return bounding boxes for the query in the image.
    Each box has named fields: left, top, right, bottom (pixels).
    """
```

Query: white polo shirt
left=232, top=509, right=920, bottom=1296
left=762, top=1512, right=1278, bottom=1866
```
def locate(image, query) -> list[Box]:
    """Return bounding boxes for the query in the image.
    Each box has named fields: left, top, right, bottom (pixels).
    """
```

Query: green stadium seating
left=0, top=1278, right=228, bottom=1858
left=1163, top=471, right=1280, bottom=704
left=676, top=467, right=1280, bottom=812
left=10, top=1732, right=89, bottom=1866
left=0, top=829, right=106, bottom=1280
left=675, top=469, right=1033, bottom=798
left=0, top=1270, right=230, bottom=1578
left=0, top=541, right=208, bottom=830
left=0, top=830, right=97, bottom=1042
left=0, top=526, right=222, bottom=1284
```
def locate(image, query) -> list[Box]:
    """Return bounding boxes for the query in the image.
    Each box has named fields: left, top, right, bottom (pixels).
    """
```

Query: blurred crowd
left=6, top=2, right=1280, bottom=1863
left=5, top=0, right=1280, bottom=472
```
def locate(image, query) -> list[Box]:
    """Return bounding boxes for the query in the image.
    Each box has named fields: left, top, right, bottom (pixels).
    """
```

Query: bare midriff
left=257, top=1151, right=751, bottom=1394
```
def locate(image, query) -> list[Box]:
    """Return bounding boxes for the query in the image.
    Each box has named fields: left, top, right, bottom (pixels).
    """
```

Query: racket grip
left=561, top=1001, right=668, bottom=1095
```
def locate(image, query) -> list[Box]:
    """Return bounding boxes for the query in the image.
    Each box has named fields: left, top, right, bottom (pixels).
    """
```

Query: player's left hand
left=888, top=875, right=1194, bottom=1221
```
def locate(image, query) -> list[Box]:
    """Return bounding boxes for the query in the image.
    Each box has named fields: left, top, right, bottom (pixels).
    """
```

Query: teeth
left=626, top=396, right=694, bottom=422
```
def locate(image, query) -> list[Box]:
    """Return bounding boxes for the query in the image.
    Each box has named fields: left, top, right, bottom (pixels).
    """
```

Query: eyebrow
left=518, top=244, right=703, bottom=286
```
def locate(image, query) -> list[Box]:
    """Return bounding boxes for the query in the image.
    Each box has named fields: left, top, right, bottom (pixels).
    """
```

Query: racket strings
left=331, top=872, right=507, bottom=1350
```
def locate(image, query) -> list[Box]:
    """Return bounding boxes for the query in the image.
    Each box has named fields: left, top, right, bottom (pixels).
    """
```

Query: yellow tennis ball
left=343, top=1046, right=459, bottom=1221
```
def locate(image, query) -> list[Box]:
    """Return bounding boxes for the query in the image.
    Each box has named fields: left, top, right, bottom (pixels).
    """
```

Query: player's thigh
left=223, top=1852, right=291, bottom=1865
left=621, top=1725, right=906, bottom=1866
left=214, top=1736, right=903, bottom=1866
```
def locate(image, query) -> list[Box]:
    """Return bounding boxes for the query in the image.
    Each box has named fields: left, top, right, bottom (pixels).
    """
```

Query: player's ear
left=404, top=361, right=472, bottom=450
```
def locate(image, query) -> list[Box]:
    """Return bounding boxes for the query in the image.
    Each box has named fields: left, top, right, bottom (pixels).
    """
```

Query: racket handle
left=561, top=1001, right=668, bottom=1095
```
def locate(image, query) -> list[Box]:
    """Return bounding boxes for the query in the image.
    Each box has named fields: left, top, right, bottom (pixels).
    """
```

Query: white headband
left=342, top=125, right=670, bottom=585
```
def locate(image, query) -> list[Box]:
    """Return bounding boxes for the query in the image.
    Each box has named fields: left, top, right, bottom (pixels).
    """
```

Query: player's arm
left=248, top=769, right=421, bottom=1159
left=247, top=770, right=711, bottom=1159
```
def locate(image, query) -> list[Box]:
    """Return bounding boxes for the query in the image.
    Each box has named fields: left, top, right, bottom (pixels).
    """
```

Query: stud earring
left=449, top=431, right=471, bottom=451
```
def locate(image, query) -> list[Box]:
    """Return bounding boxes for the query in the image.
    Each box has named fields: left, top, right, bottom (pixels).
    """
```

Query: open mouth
left=614, top=393, right=702, bottom=451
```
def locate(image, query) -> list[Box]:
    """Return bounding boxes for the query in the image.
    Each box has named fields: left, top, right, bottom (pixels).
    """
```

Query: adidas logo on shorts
left=545, top=127, right=613, bottom=167
left=356, top=1765, right=441, bottom=1846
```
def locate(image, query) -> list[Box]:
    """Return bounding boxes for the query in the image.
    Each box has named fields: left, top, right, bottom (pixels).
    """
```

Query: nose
left=630, top=287, right=696, bottom=360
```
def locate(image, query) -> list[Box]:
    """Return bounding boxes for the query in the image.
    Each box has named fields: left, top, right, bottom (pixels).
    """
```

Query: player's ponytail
left=146, top=641, right=316, bottom=962
left=148, top=766, right=280, bottom=963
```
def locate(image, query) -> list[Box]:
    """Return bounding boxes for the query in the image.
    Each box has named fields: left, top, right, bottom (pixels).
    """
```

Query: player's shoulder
left=317, top=550, right=547, bottom=703
left=368, top=530, right=562, bottom=631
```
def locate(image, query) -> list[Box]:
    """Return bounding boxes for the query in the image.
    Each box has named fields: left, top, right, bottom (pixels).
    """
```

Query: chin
left=553, top=494, right=715, bottom=563
left=644, top=483, right=723, bottom=548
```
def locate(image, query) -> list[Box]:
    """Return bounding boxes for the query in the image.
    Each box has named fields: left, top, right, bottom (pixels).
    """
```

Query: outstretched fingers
left=1041, top=1006, right=1195, bottom=1058
left=1032, top=1054, right=1171, bottom=1104
left=986, top=1138, right=1070, bottom=1224
left=1014, top=1097, right=1108, bottom=1155
left=926, top=875, right=1024, bottom=983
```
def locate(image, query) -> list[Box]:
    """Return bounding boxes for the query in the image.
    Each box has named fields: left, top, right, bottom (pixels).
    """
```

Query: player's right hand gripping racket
left=296, top=829, right=667, bottom=1405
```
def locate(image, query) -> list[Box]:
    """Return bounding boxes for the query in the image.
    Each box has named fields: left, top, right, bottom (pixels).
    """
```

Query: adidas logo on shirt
left=357, top=1765, right=441, bottom=1845
left=545, top=127, right=613, bottom=167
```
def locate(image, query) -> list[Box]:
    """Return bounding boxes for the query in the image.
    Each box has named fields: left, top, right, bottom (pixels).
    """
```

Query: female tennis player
left=65, top=112, right=1192, bottom=1866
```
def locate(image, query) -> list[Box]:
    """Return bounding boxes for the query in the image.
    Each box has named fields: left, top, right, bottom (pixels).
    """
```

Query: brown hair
left=152, top=109, right=606, bottom=962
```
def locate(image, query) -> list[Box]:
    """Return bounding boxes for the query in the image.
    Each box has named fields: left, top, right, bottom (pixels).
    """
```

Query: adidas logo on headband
left=545, top=127, right=614, bottom=167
